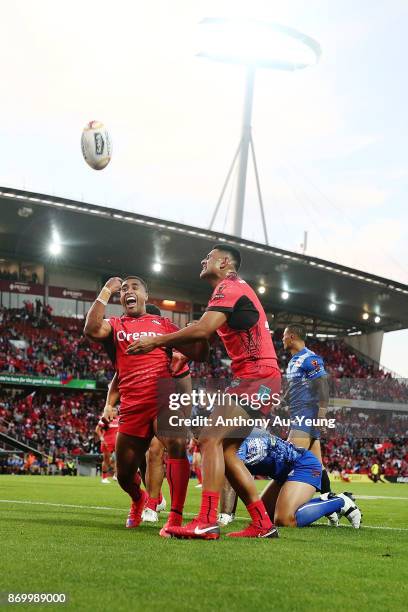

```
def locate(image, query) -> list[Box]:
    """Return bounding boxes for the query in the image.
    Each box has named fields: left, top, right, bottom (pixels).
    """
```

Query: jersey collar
left=291, top=347, right=308, bottom=360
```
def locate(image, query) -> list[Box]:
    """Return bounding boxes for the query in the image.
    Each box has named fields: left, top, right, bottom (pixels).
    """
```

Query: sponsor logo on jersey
left=117, top=330, right=163, bottom=342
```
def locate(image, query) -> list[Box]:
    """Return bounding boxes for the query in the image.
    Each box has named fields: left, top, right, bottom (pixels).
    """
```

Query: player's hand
left=104, top=277, right=123, bottom=294
left=170, top=350, right=189, bottom=375
left=103, top=404, right=115, bottom=422
left=126, top=336, right=160, bottom=355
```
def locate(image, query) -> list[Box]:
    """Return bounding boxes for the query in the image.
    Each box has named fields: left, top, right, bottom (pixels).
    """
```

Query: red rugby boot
left=227, top=523, right=279, bottom=538
left=126, top=490, right=147, bottom=529
left=165, top=517, right=220, bottom=540
left=159, top=511, right=183, bottom=538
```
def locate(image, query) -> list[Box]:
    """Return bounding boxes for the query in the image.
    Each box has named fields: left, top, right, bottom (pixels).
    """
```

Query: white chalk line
left=0, top=499, right=407, bottom=532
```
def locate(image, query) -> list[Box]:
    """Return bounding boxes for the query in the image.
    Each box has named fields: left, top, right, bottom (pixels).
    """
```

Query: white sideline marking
left=0, top=499, right=126, bottom=512
left=1, top=498, right=408, bottom=532
left=356, top=495, right=408, bottom=501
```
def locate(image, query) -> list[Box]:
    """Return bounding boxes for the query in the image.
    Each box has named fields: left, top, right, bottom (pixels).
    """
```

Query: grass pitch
left=1, top=476, right=408, bottom=611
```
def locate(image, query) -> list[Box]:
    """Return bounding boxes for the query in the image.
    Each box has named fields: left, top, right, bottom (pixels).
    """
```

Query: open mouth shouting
left=125, top=295, right=138, bottom=310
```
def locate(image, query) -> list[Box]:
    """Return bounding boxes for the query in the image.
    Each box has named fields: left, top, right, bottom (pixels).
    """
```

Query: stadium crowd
left=0, top=304, right=407, bottom=478
left=0, top=305, right=114, bottom=383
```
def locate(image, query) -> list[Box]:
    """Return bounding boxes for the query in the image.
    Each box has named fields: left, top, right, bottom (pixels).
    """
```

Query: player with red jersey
left=127, top=245, right=281, bottom=539
left=96, top=409, right=119, bottom=483
left=84, top=276, right=207, bottom=534
left=104, top=350, right=192, bottom=523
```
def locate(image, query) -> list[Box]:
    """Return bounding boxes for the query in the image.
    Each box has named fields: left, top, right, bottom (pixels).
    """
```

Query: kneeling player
left=238, top=429, right=362, bottom=529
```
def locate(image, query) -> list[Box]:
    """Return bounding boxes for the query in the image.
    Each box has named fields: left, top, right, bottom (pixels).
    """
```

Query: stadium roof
left=1, top=186, right=408, bottom=335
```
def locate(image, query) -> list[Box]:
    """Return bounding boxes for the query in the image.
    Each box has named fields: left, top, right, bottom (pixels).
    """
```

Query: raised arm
left=84, top=277, right=122, bottom=340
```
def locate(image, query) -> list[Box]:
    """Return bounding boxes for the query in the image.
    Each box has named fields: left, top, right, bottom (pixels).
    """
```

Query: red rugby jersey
left=98, top=415, right=119, bottom=445
left=206, top=273, right=278, bottom=378
left=106, top=314, right=188, bottom=410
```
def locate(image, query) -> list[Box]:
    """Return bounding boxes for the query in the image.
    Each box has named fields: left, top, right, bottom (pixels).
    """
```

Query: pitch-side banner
left=0, top=374, right=97, bottom=389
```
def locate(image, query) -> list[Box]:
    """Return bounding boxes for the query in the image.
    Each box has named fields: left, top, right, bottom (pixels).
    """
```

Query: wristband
left=96, top=286, right=112, bottom=306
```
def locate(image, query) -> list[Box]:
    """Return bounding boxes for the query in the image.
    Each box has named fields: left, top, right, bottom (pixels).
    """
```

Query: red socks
left=195, top=466, right=203, bottom=484
left=198, top=490, right=220, bottom=525
left=145, top=497, right=159, bottom=511
left=247, top=500, right=272, bottom=528
left=166, top=458, right=190, bottom=524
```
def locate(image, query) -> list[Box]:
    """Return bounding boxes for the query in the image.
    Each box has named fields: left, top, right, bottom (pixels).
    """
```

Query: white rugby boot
left=337, top=492, right=362, bottom=529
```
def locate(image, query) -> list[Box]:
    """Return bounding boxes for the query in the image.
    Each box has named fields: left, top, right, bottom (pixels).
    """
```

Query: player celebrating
left=102, top=304, right=190, bottom=523
left=239, top=429, right=362, bottom=528
left=127, top=244, right=281, bottom=539
left=84, top=276, right=207, bottom=534
left=95, top=407, right=119, bottom=483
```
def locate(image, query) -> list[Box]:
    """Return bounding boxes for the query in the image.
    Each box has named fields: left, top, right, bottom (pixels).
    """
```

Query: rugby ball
left=81, top=120, right=112, bottom=170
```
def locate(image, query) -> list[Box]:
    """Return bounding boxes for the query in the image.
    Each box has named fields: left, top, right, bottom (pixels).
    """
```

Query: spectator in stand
left=1, top=306, right=407, bottom=477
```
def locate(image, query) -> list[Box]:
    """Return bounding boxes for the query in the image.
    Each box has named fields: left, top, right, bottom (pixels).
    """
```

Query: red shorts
left=226, top=368, right=281, bottom=416
left=118, top=403, right=157, bottom=439
left=101, top=440, right=116, bottom=454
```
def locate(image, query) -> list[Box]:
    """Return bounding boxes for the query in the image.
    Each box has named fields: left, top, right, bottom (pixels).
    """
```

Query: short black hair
left=213, top=244, right=241, bottom=271
left=122, top=275, right=148, bottom=292
left=286, top=324, right=307, bottom=341
left=145, top=303, right=161, bottom=316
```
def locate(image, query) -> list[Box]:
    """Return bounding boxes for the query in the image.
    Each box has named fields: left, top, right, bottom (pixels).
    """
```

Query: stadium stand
left=0, top=305, right=114, bottom=383
left=0, top=304, right=407, bottom=479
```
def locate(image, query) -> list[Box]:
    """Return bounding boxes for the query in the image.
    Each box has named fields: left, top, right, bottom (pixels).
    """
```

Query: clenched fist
left=104, top=277, right=123, bottom=295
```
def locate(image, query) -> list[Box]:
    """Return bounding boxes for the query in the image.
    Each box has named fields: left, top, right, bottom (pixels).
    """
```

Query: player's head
left=120, top=276, right=148, bottom=316
left=145, top=303, right=162, bottom=316
left=283, top=324, right=307, bottom=352
left=200, top=244, right=241, bottom=280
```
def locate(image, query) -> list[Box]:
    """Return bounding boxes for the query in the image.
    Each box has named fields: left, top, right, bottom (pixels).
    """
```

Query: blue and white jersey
left=286, top=347, right=326, bottom=415
left=237, top=429, right=307, bottom=482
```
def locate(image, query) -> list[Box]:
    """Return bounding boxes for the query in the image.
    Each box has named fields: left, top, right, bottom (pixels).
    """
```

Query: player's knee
left=274, top=511, right=297, bottom=527
left=148, top=445, right=164, bottom=463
